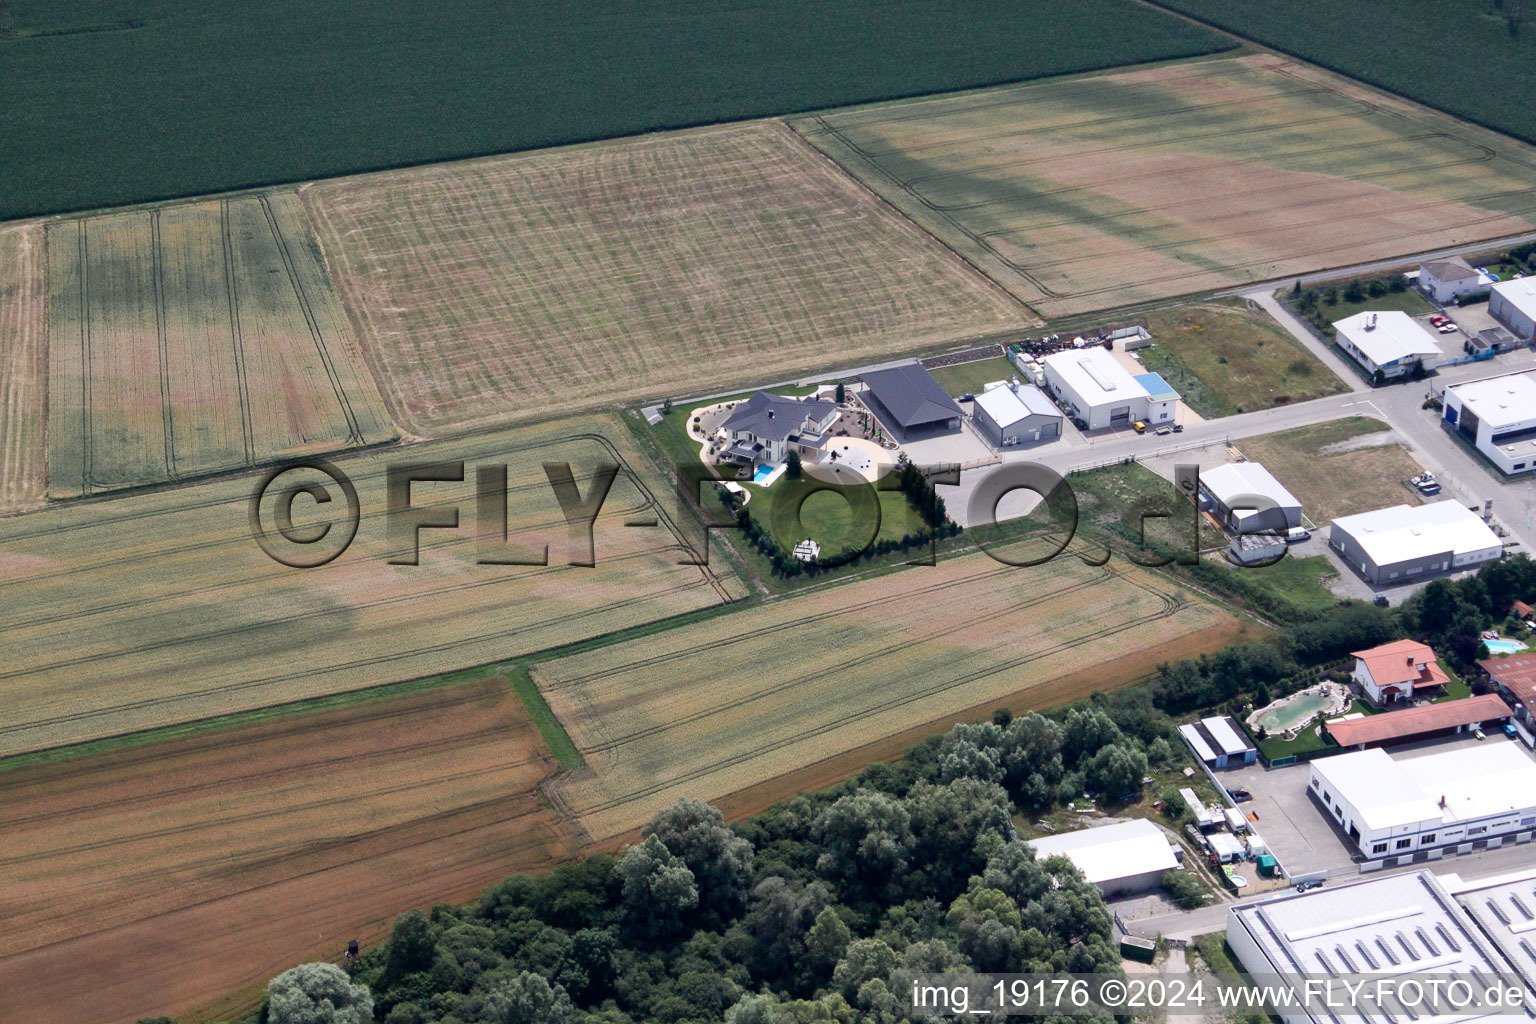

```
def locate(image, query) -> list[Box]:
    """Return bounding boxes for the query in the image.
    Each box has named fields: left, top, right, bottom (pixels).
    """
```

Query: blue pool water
left=752, top=465, right=775, bottom=484
left=1486, top=638, right=1528, bottom=655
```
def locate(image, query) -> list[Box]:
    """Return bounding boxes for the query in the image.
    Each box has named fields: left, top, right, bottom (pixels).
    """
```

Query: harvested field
left=797, top=54, right=1536, bottom=317
left=0, top=414, right=745, bottom=756
left=0, top=223, right=47, bottom=512
left=1235, top=417, right=1423, bottom=524
left=0, top=676, right=573, bottom=1024
left=535, top=544, right=1243, bottom=842
left=46, top=193, right=395, bottom=497
left=303, top=122, right=1029, bottom=435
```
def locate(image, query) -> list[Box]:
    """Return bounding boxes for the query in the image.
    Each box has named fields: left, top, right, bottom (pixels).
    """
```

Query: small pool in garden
left=1487, top=638, right=1529, bottom=655
left=752, top=463, right=786, bottom=487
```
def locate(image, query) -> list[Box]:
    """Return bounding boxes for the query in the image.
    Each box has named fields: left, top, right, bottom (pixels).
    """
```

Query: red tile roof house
left=1351, top=639, right=1450, bottom=706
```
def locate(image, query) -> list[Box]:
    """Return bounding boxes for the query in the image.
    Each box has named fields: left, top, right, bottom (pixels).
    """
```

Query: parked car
left=1133, top=421, right=1147, bottom=433
left=1438, top=323, right=1458, bottom=334
left=1505, top=723, right=1519, bottom=738
left=1285, top=526, right=1310, bottom=543
left=1295, top=880, right=1324, bottom=893
left=1229, top=788, right=1253, bottom=803
left=1172, top=423, right=1184, bottom=433
left=1429, top=314, right=1450, bottom=327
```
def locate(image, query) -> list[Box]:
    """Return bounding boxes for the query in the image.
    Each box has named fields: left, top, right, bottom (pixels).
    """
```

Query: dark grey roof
left=721, top=392, right=835, bottom=443
left=860, top=363, right=962, bottom=428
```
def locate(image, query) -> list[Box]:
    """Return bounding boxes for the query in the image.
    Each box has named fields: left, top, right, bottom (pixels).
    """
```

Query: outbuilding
left=971, top=380, right=1061, bottom=448
left=1198, top=461, right=1303, bottom=535
left=1332, top=310, right=1443, bottom=380
left=1490, top=277, right=1536, bottom=342
left=857, top=363, right=963, bottom=441
left=1179, top=715, right=1258, bottom=769
left=1325, top=693, right=1514, bottom=749
left=1328, top=500, right=1502, bottom=585
left=1027, top=819, right=1181, bottom=897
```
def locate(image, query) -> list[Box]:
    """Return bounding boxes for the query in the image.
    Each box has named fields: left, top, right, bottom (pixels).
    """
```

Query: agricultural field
left=1138, top=300, right=1348, bottom=417
left=0, top=413, right=745, bottom=757
left=0, top=676, right=571, bottom=1024
left=45, top=193, right=395, bottom=496
left=304, top=122, right=1028, bottom=435
left=1235, top=417, right=1424, bottom=524
left=0, top=223, right=47, bottom=512
left=534, top=543, right=1246, bottom=842
left=0, top=0, right=1230, bottom=219
left=1152, top=0, right=1536, bottom=147
left=797, top=54, right=1536, bottom=318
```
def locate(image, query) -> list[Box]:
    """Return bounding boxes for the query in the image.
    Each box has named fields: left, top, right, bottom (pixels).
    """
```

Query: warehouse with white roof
left=1443, top=371, right=1536, bottom=476
left=1308, top=743, right=1536, bottom=858
left=1041, top=347, right=1177, bottom=430
left=1448, top=867, right=1536, bottom=996
left=1491, top=277, right=1536, bottom=342
left=1333, top=310, right=1443, bottom=380
left=1028, top=818, right=1181, bottom=897
left=1199, top=462, right=1304, bottom=535
left=970, top=380, right=1062, bottom=448
left=1329, top=500, right=1502, bottom=585
left=1227, top=868, right=1533, bottom=1024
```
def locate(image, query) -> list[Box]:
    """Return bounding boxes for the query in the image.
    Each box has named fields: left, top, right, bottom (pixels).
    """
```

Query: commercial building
left=1325, top=693, right=1515, bottom=749
left=1227, top=869, right=1533, bottom=1024
left=971, top=380, right=1061, bottom=448
left=1027, top=818, right=1181, bottom=897
left=1041, top=347, right=1177, bottom=430
left=858, top=363, right=962, bottom=440
left=1308, top=743, right=1536, bottom=858
left=1483, top=653, right=1536, bottom=728
left=1491, top=277, right=1536, bottom=342
left=1350, top=639, right=1450, bottom=706
left=1199, top=462, right=1304, bottom=535
left=1447, top=867, right=1536, bottom=996
left=1418, top=257, right=1490, bottom=305
left=1179, top=715, right=1259, bottom=769
left=1333, top=310, right=1443, bottom=380
left=1443, top=372, right=1536, bottom=476
left=1329, top=500, right=1503, bottom=586
left=718, top=391, right=838, bottom=467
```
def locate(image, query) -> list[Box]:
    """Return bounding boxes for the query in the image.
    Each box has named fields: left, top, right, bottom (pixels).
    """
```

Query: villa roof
left=1352, top=639, right=1449, bottom=690
left=1325, top=693, right=1513, bottom=748
left=721, top=392, right=834, bottom=442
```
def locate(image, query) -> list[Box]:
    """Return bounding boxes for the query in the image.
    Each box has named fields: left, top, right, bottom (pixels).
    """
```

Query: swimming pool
left=1253, top=693, right=1328, bottom=733
left=1487, top=638, right=1529, bottom=655
left=751, top=463, right=786, bottom=487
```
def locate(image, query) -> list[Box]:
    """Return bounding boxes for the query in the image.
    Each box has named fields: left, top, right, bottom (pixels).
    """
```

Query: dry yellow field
left=0, top=414, right=744, bottom=756
left=535, top=545, right=1243, bottom=842
left=799, top=54, right=1536, bottom=316
left=46, top=193, right=395, bottom=497
left=0, top=223, right=47, bottom=512
left=303, top=121, right=1030, bottom=436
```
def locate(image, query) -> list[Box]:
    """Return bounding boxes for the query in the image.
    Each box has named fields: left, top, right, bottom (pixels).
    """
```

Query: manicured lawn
left=651, top=384, right=822, bottom=475
left=1138, top=301, right=1347, bottom=418
left=1257, top=725, right=1334, bottom=761
left=1236, top=417, right=1426, bottom=524
left=925, top=356, right=1019, bottom=397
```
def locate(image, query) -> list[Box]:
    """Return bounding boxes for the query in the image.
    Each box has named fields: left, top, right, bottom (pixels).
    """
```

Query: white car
left=1437, top=323, right=1458, bottom=334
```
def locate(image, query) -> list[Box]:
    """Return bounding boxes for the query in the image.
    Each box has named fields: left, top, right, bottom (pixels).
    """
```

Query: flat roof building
left=1041, top=347, right=1177, bottom=431
left=1326, top=693, right=1514, bottom=749
left=1333, top=311, right=1443, bottom=380
left=1308, top=743, right=1536, bottom=858
left=971, top=380, right=1061, bottom=448
left=1329, top=500, right=1502, bottom=586
left=1491, top=277, right=1536, bottom=342
left=1227, top=869, right=1533, bottom=1024
left=1443, top=372, right=1536, bottom=476
left=1180, top=715, right=1259, bottom=769
left=1028, top=818, right=1180, bottom=897
left=1447, top=867, right=1536, bottom=997
left=858, top=363, right=962, bottom=441
left=1199, top=462, right=1304, bottom=535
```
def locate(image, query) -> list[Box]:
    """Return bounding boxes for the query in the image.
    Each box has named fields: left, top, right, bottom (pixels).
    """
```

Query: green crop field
left=0, top=0, right=1231, bottom=220
left=1150, top=0, right=1536, bottom=146
left=798, top=54, right=1536, bottom=318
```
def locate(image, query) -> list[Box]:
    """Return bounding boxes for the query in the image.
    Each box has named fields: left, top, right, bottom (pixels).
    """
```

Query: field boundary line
left=149, top=211, right=177, bottom=481
left=220, top=199, right=255, bottom=465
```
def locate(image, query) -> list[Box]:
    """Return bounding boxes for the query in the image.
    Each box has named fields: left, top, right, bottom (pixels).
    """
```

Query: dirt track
left=0, top=677, right=573, bottom=1024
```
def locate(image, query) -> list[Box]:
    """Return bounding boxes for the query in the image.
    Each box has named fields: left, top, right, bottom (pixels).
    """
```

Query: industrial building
left=1350, top=638, right=1450, bottom=705
left=1179, top=715, right=1258, bottom=769
left=1325, top=693, right=1514, bottom=749
left=1329, top=500, right=1503, bottom=585
left=1491, top=277, right=1536, bottom=342
left=1199, top=462, right=1304, bottom=535
left=1040, top=347, right=1178, bottom=430
left=1027, top=818, right=1181, bottom=897
left=1308, top=743, right=1536, bottom=858
left=1227, top=868, right=1535, bottom=1024
left=1333, top=310, right=1443, bottom=380
left=1448, top=867, right=1536, bottom=996
left=1443, top=371, right=1536, bottom=476
left=857, top=363, right=963, bottom=441
left=1418, top=256, right=1491, bottom=304
left=970, top=379, right=1061, bottom=448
